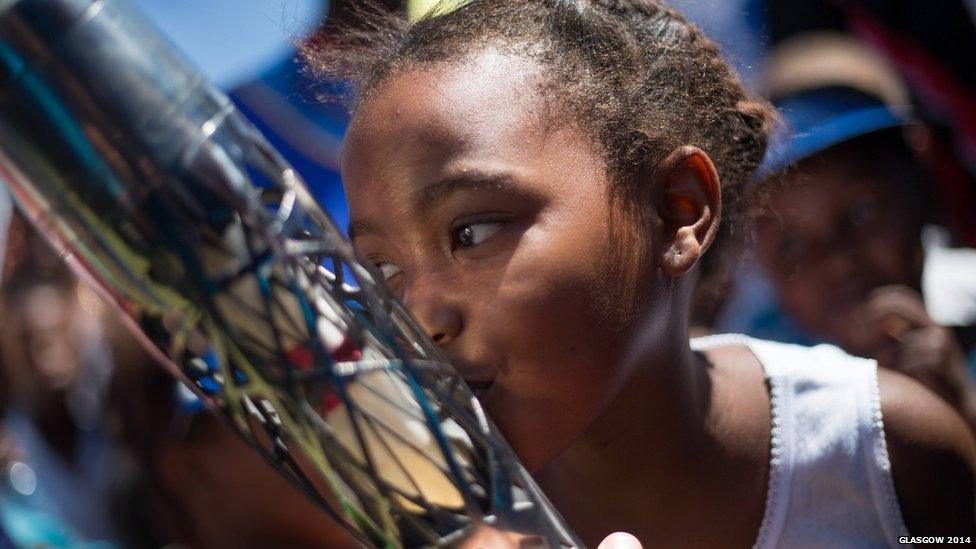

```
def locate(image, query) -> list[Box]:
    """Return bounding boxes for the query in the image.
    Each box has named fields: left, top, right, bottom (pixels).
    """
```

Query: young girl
left=305, top=0, right=976, bottom=545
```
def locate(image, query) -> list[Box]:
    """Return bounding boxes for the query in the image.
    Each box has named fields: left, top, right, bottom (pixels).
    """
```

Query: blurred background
left=0, top=0, right=974, bottom=546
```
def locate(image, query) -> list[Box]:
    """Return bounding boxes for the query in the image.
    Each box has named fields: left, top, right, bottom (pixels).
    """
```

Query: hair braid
left=302, top=0, right=772, bottom=305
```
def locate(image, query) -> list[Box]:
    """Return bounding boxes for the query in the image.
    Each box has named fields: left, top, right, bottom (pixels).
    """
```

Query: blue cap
left=757, top=87, right=909, bottom=180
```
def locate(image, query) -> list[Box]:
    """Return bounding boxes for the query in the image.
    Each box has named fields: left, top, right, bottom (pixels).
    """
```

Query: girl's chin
left=484, top=404, right=569, bottom=473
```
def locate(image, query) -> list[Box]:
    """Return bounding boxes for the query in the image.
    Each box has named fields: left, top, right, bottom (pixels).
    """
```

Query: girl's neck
left=534, top=315, right=724, bottom=544
left=540, top=334, right=709, bottom=461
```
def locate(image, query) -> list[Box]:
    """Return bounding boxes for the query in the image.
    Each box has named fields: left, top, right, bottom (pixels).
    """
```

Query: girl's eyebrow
left=349, top=172, right=544, bottom=240
left=348, top=220, right=378, bottom=240
left=411, top=171, right=543, bottom=212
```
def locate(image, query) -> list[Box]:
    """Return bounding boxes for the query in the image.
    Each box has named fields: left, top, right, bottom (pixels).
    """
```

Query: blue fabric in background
left=230, top=54, right=351, bottom=233
left=129, top=0, right=327, bottom=89
left=129, top=0, right=351, bottom=231
left=0, top=519, right=13, bottom=549
left=758, top=88, right=907, bottom=180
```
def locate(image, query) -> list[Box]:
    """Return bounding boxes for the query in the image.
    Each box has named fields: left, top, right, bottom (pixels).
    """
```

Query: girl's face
left=341, top=50, right=650, bottom=470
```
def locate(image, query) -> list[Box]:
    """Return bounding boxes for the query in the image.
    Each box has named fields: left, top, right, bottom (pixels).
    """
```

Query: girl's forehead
left=339, top=50, right=610, bottom=232
left=341, top=49, right=549, bottom=176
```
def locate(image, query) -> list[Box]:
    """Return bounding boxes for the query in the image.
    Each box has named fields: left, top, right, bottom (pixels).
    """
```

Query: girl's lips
left=468, top=380, right=495, bottom=400
left=449, top=357, right=498, bottom=400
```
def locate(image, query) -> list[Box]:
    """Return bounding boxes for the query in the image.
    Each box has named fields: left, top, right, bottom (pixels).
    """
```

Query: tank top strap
left=692, top=335, right=910, bottom=548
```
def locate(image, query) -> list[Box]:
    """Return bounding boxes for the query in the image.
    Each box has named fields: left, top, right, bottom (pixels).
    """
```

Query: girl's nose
left=403, top=280, right=464, bottom=348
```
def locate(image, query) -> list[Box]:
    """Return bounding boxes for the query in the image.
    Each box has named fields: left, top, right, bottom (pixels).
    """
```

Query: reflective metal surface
left=0, top=0, right=580, bottom=546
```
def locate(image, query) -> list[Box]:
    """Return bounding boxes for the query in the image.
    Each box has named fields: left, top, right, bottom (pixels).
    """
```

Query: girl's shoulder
left=695, top=334, right=976, bottom=543
left=876, top=367, right=976, bottom=537
left=693, top=333, right=874, bottom=378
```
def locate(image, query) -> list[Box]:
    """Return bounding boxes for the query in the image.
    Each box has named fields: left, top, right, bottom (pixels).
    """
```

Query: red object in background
left=842, top=3, right=976, bottom=247
left=285, top=342, right=361, bottom=414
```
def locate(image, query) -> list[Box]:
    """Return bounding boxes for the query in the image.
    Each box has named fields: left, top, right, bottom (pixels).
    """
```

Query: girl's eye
left=451, top=220, right=504, bottom=249
left=374, top=261, right=402, bottom=281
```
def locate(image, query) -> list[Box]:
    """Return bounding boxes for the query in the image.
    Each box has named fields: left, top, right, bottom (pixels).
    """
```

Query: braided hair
left=303, top=0, right=772, bottom=300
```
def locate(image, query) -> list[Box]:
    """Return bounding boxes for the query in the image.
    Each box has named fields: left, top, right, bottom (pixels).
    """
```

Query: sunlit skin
left=346, top=51, right=648, bottom=472
left=342, top=49, right=976, bottom=545
left=343, top=49, right=769, bottom=546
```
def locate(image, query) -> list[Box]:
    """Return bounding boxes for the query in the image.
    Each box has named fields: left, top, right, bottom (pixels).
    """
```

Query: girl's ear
left=654, top=146, right=722, bottom=278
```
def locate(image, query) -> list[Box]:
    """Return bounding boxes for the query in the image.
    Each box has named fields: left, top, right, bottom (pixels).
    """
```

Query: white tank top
left=691, top=334, right=911, bottom=548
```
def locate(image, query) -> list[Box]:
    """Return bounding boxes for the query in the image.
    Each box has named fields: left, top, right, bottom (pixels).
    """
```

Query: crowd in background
left=0, top=0, right=975, bottom=546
